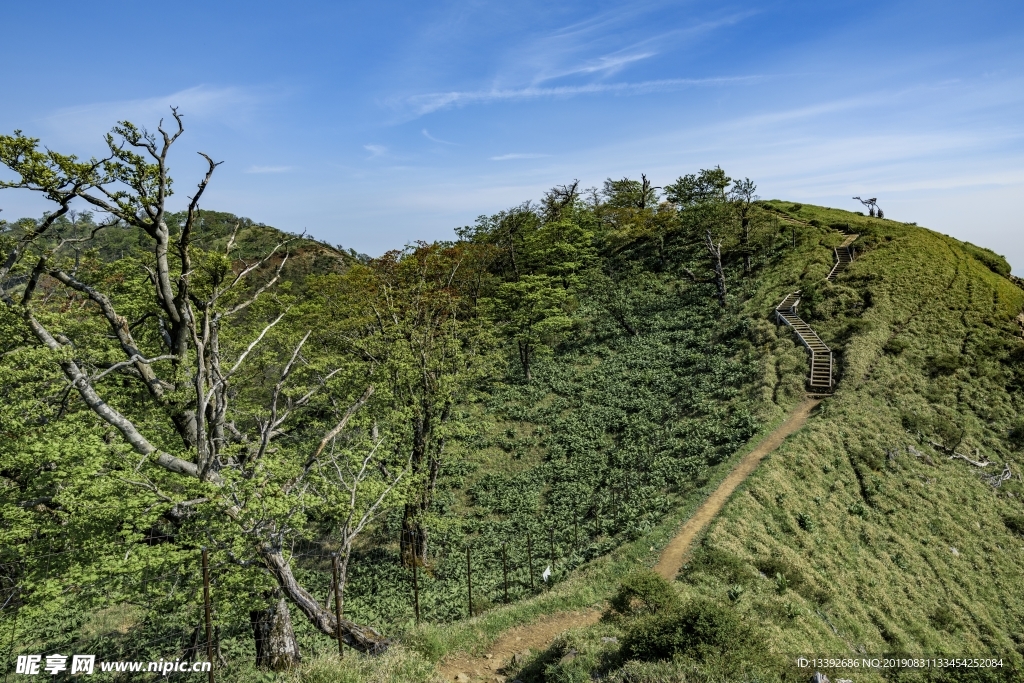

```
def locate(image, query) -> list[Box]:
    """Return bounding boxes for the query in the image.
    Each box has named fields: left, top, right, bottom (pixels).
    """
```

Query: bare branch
left=93, top=354, right=177, bottom=382
left=949, top=452, right=991, bottom=468
left=224, top=311, right=287, bottom=379
left=311, top=386, right=376, bottom=462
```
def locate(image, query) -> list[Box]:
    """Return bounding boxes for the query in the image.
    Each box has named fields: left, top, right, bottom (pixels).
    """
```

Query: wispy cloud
left=404, top=76, right=765, bottom=116
left=422, top=129, right=458, bottom=145
left=41, top=85, right=267, bottom=146
left=364, top=144, right=388, bottom=158
left=538, top=51, right=656, bottom=81
left=245, top=165, right=294, bottom=174
left=523, top=12, right=756, bottom=85
left=490, top=153, right=551, bottom=161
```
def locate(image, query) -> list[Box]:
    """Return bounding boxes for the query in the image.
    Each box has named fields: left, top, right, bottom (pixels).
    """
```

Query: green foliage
left=962, top=242, right=1012, bottom=277
left=609, top=570, right=679, bottom=618
left=663, top=168, right=730, bottom=207
left=680, top=201, right=1024, bottom=676
left=883, top=336, right=910, bottom=355
left=622, top=598, right=761, bottom=665
left=10, top=125, right=1024, bottom=683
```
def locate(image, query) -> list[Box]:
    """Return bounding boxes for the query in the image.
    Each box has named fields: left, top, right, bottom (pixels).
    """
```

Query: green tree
left=0, top=112, right=401, bottom=660
left=488, top=274, right=573, bottom=381
left=728, top=177, right=759, bottom=274
left=306, top=241, right=495, bottom=566
left=666, top=167, right=734, bottom=307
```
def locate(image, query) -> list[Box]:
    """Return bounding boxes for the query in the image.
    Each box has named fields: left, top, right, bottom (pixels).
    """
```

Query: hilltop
left=3, top=162, right=1023, bottom=683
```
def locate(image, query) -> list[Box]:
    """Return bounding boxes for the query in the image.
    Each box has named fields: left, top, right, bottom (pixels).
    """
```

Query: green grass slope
left=507, top=205, right=1024, bottom=683
left=669, top=206, right=1024, bottom=681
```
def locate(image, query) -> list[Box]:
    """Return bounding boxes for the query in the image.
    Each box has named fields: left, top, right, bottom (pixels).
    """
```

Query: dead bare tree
left=853, top=196, right=883, bottom=219
left=0, top=111, right=395, bottom=658
left=681, top=229, right=727, bottom=308
left=706, top=230, right=727, bottom=307
left=541, top=179, right=580, bottom=221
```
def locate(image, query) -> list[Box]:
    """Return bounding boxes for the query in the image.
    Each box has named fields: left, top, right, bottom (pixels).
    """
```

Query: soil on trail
left=438, top=610, right=602, bottom=682
left=437, top=396, right=821, bottom=682
left=653, top=396, right=820, bottom=579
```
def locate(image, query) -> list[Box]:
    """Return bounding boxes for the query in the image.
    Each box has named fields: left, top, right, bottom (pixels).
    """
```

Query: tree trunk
left=401, top=507, right=428, bottom=566
left=250, top=597, right=301, bottom=670
left=401, top=412, right=430, bottom=566
left=518, top=340, right=532, bottom=382
left=705, top=230, right=727, bottom=308
left=258, top=547, right=391, bottom=653
left=741, top=216, right=751, bottom=274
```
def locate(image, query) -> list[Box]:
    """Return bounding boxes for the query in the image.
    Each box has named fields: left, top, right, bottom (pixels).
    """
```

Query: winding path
left=437, top=231, right=854, bottom=681
left=437, top=397, right=821, bottom=682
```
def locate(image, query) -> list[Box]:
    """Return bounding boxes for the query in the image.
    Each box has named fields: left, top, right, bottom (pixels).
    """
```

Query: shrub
left=682, top=546, right=753, bottom=585
left=789, top=204, right=803, bottom=212
left=883, top=337, right=909, bottom=355
left=809, top=219, right=823, bottom=227
left=927, top=352, right=961, bottom=376
left=796, top=512, right=814, bottom=531
left=845, top=318, right=874, bottom=338
left=1007, top=420, right=1024, bottom=449
left=830, top=222, right=851, bottom=230
left=609, top=570, right=679, bottom=618
left=929, top=605, right=960, bottom=632
left=962, top=242, right=1011, bottom=277
left=623, top=598, right=757, bottom=662
left=1004, top=514, right=1024, bottom=537
left=754, top=556, right=804, bottom=592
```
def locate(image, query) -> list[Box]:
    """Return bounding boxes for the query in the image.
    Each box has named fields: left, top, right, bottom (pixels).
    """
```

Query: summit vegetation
left=1, top=114, right=1023, bottom=682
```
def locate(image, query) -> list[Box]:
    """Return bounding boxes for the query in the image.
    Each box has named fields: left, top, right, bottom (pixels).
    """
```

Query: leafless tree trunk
left=706, top=230, right=727, bottom=307
left=0, top=110, right=395, bottom=656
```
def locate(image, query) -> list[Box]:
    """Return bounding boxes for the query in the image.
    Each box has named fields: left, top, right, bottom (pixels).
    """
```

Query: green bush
left=622, top=598, right=757, bottom=662
left=883, top=336, right=909, bottom=355
left=754, top=556, right=804, bottom=591
left=796, top=512, right=814, bottom=531
left=928, top=352, right=961, bottom=376
left=929, top=605, right=960, bottom=633
left=609, top=570, right=679, bottom=618
left=788, top=204, right=803, bottom=212
left=682, top=546, right=753, bottom=585
left=963, top=242, right=1011, bottom=277
left=1004, top=514, right=1024, bottom=537
left=1007, top=420, right=1024, bottom=449
left=844, top=318, right=873, bottom=337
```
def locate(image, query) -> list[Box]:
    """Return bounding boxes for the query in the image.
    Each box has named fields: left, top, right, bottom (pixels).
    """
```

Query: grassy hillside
left=7, top=189, right=1024, bottom=683
left=522, top=205, right=1024, bottom=683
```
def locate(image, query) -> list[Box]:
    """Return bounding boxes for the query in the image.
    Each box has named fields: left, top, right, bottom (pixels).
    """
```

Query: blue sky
left=2, top=1, right=1023, bottom=268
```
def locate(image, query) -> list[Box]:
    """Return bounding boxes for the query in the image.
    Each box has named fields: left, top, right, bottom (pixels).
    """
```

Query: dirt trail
left=653, top=396, right=820, bottom=579
left=438, top=396, right=821, bottom=682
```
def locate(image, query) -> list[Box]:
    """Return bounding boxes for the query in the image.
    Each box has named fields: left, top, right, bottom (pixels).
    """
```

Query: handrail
left=775, top=231, right=858, bottom=390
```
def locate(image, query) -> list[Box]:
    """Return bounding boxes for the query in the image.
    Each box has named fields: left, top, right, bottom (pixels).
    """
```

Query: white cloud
left=245, top=165, right=294, bottom=174
left=403, top=76, right=764, bottom=116
left=490, top=153, right=551, bottom=161
left=364, top=144, right=388, bottom=158
left=422, top=129, right=458, bottom=145
left=40, top=85, right=266, bottom=146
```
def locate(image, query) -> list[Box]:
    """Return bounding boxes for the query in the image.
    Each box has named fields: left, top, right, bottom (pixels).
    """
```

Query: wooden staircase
left=776, top=233, right=858, bottom=391
left=825, top=233, right=858, bottom=282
